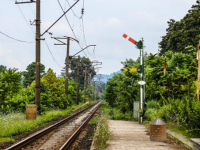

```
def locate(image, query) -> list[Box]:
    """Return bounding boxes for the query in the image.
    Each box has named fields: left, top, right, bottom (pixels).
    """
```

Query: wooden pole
left=84, top=66, right=87, bottom=103
left=164, top=56, right=167, bottom=89
left=65, top=37, right=70, bottom=97
left=35, top=0, right=41, bottom=114
left=197, top=40, right=200, bottom=103
left=87, top=73, right=90, bottom=101
left=76, top=55, right=80, bottom=104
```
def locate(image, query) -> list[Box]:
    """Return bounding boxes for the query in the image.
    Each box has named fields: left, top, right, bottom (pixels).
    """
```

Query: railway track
left=6, top=101, right=102, bottom=150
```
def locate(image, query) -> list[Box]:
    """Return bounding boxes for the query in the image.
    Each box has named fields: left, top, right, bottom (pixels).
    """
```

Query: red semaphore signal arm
left=123, top=34, right=136, bottom=45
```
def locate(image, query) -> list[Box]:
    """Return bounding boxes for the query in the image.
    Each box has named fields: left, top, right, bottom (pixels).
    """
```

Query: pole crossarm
left=41, top=0, right=80, bottom=36
left=52, top=36, right=79, bottom=45
left=71, top=45, right=96, bottom=57
left=15, top=0, right=35, bottom=4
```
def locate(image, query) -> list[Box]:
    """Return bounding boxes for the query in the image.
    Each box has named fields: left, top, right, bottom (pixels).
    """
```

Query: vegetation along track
left=5, top=101, right=102, bottom=150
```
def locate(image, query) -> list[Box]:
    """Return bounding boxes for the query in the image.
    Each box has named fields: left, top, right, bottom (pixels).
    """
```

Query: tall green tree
left=159, top=2, right=200, bottom=55
left=0, top=65, right=7, bottom=73
left=23, top=62, right=45, bottom=87
left=0, top=68, right=22, bottom=109
left=61, top=56, right=96, bottom=90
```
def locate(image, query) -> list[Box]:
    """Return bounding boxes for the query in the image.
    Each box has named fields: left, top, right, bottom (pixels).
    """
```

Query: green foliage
left=0, top=68, right=22, bottom=112
left=104, top=1, right=200, bottom=138
left=23, top=62, right=45, bottom=87
left=144, top=99, right=200, bottom=137
left=61, top=56, right=96, bottom=91
left=105, top=46, right=200, bottom=136
left=90, top=116, right=99, bottom=125
left=109, top=108, right=133, bottom=120
left=93, top=113, right=110, bottom=149
left=159, top=2, right=200, bottom=54
left=0, top=65, right=7, bottom=73
left=146, top=100, right=160, bottom=110
left=0, top=67, right=86, bottom=113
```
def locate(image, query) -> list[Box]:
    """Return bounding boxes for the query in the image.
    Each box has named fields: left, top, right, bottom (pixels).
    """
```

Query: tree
left=23, top=62, right=45, bottom=87
left=0, top=65, right=7, bottom=73
left=61, top=56, right=96, bottom=90
left=0, top=68, right=22, bottom=110
left=159, top=2, right=200, bottom=55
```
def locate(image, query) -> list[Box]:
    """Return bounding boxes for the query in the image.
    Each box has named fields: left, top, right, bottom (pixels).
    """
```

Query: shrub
left=93, top=113, right=110, bottom=149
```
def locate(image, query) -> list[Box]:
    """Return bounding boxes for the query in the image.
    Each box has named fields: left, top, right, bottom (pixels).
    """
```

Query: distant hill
left=100, top=71, right=121, bottom=83
left=57, top=71, right=121, bottom=83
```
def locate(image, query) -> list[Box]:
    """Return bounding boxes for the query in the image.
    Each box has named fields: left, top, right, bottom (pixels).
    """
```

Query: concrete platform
left=106, top=120, right=188, bottom=150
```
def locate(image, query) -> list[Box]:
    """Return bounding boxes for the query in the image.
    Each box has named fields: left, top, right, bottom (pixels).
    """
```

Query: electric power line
left=57, top=0, right=87, bottom=56
left=44, top=40, right=63, bottom=68
left=65, top=0, right=81, bottom=18
left=17, top=5, right=35, bottom=33
left=28, top=3, right=35, bottom=16
left=49, top=37, right=65, bottom=61
left=0, top=31, right=34, bottom=43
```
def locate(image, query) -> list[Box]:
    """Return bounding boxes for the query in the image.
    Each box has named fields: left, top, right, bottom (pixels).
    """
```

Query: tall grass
left=144, top=98, right=200, bottom=138
left=93, top=113, right=110, bottom=149
left=0, top=102, right=88, bottom=138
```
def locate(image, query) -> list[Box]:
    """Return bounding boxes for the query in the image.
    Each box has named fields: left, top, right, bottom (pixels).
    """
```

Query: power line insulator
left=81, top=8, right=84, bottom=15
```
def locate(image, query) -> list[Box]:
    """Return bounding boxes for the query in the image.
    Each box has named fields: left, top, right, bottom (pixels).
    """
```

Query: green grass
left=100, top=101, right=134, bottom=121
left=90, top=116, right=99, bottom=125
left=0, top=137, right=15, bottom=143
left=167, top=122, right=200, bottom=139
left=93, top=113, right=110, bottom=149
left=0, top=102, right=88, bottom=140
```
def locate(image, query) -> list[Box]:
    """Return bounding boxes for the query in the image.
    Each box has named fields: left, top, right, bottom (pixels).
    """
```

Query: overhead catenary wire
left=17, top=5, right=35, bottom=33
left=81, top=16, right=92, bottom=56
left=28, top=3, right=35, bottom=16
left=0, top=31, right=34, bottom=43
left=56, top=0, right=87, bottom=57
left=65, top=0, right=81, bottom=19
left=44, top=40, right=63, bottom=68
left=49, top=37, right=65, bottom=61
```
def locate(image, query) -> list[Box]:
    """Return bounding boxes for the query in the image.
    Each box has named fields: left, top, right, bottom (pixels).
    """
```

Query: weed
left=93, top=113, right=110, bottom=149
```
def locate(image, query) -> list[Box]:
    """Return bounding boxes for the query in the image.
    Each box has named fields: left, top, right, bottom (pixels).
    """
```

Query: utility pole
left=197, top=37, right=200, bottom=103
left=84, top=66, right=87, bottom=102
left=52, top=36, right=78, bottom=98
left=65, top=37, right=70, bottom=97
left=87, top=72, right=90, bottom=101
left=76, top=55, right=80, bottom=104
left=35, top=0, right=41, bottom=114
left=92, top=80, right=95, bottom=101
left=96, top=84, right=98, bottom=100
left=164, top=56, right=167, bottom=89
left=15, top=0, right=82, bottom=114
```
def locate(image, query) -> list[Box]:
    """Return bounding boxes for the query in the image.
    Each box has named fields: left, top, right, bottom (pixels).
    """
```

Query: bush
left=93, top=113, right=110, bottom=149
left=146, top=100, right=160, bottom=110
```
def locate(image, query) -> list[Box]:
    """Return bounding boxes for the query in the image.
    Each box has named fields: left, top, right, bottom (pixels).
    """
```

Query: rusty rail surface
left=59, top=101, right=102, bottom=150
left=6, top=102, right=99, bottom=150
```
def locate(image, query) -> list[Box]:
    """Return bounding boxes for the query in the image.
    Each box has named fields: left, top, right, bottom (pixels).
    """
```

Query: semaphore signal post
left=122, top=34, right=145, bottom=123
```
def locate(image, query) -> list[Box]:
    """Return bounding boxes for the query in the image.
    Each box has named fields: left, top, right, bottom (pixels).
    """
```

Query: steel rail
left=6, top=102, right=98, bottom=150
left=59, top=101, right=103, bottom=150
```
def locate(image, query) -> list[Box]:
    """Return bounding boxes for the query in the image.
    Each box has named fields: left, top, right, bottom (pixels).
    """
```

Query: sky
left=0, top=0, right=197, bottom=75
